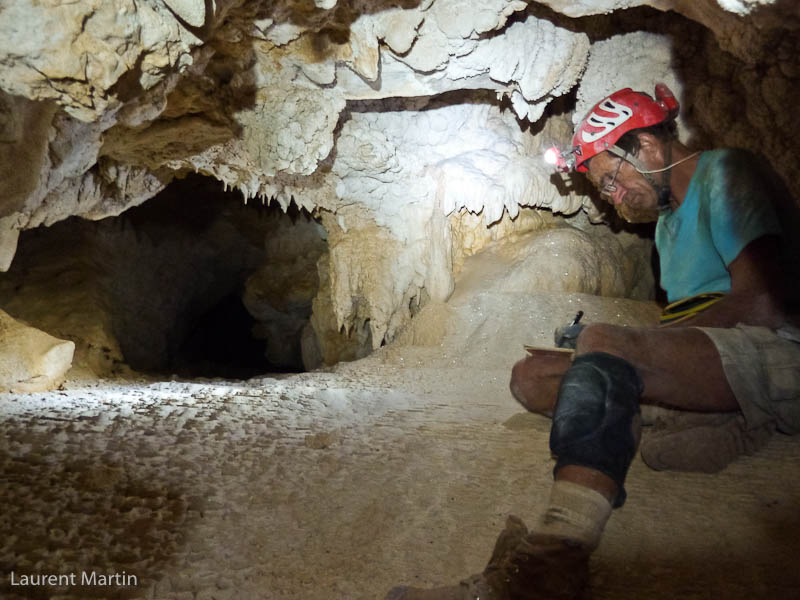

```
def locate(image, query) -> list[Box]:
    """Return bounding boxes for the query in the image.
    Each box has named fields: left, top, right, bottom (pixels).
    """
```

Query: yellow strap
left=659, top=292, right=725, bottom=326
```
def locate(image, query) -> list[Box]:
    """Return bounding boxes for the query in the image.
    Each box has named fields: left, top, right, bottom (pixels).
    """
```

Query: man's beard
left=614, top=194, right=661, bottom=224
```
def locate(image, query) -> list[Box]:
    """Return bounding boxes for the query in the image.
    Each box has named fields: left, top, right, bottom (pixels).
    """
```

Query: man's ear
left=636, top=132, right=664, bottom=168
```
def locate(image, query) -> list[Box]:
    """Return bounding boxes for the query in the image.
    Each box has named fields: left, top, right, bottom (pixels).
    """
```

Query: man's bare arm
left=675, top=235, right=786, bottom=328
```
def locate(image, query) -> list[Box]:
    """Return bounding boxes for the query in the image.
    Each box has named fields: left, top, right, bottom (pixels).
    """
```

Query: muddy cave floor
left=1, top=285, right=800, bottom=599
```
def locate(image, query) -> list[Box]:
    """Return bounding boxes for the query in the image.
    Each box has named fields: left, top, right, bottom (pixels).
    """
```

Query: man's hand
left=554, top=311, right=585, bottom=349
left=510, top=348, right=573, bottom=416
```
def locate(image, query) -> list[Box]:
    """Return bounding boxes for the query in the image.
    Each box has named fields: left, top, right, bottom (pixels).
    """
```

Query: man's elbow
left=750, top=290, right=787, bottom=327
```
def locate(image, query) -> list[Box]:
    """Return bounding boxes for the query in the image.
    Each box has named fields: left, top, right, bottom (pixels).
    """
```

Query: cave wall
left=1, top=0, right=798, bottom=381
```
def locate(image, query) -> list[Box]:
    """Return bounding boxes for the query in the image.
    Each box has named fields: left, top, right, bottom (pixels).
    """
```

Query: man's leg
left=565, top=324, right=756, bottom=474
left=510, top=323, right=743, bottom=546
left=510, top=323, right=739, bottom=414
left=389, top=344, right=645, bottom=599
left=388, top=325, right=739, bottom=599
left=575, top=323, right=739, bottom=412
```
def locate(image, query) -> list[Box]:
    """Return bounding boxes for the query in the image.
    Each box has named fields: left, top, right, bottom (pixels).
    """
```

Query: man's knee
left=550, top=352, right=643, bottom=507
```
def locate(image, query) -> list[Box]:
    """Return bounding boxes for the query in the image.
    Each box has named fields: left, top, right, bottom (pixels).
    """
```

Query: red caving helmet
left=544, top=84, right=679, bottom=173
left=571, top=84, right=679, bottom=172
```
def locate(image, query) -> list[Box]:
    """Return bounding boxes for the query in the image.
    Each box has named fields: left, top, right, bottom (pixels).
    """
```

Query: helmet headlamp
left=543, top=146, right=579, bottom=173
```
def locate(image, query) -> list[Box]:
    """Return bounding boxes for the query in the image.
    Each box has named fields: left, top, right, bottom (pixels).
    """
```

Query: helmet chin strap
left=656, top=143, right=672, bottom=212
left=608, top=144, right=673, bottom=212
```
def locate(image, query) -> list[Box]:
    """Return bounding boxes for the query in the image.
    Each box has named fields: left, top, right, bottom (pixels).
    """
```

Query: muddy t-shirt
left=655, top=149, right=785, bottom=303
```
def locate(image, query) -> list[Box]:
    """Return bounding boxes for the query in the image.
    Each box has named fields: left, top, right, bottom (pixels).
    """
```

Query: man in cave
left=386, top=85, right=800, bottom=599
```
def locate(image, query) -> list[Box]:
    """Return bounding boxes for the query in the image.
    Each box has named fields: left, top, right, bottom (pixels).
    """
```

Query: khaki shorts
left=696, top=324, right=800, bottom=435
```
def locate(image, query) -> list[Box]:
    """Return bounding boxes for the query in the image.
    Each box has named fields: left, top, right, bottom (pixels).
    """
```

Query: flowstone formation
left=1, top=0, right=799, bottom=384
left=0, top=309, right=74, bottom=392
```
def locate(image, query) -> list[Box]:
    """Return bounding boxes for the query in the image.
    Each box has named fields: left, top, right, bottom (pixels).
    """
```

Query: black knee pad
left=549, top=352, right=643, bottom=507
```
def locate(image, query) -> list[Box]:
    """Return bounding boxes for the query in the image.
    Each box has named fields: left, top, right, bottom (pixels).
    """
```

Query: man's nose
left=608, top=185, right=625, bottom=206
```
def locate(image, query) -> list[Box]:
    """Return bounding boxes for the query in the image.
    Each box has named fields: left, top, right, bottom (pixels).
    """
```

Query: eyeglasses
left=598, top=158, right=624, bottom=200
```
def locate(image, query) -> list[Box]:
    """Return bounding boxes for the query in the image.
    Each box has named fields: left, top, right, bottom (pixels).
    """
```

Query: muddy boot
left=385, top=516, right=589, bottom=600
left=640, top=411, right=776, bottom=473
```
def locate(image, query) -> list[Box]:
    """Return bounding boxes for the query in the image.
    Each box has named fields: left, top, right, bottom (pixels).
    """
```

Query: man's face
left=586, top=152, right=660, bottom=223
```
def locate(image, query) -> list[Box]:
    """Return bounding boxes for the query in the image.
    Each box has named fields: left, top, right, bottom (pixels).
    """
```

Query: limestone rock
left=398, top=227, right=661, bottom=369
left=235, top=87, right=346, bottom=178
left=0, top=93, right=58, bottom=220
left=0, top=215, right=23, bottom=272
left=300, top=321, right=325, bottom=371
left=0, top=45, right=215, bottom=258
left=319, top=214, right=418, bottom=354
left=449, top=208, right=560, bottom=276
left=0, top=309, right=74, bottom=392
left=333, top=96, right=580, bottom=235
left=243, top=212, right=328, bottom=369
left=533, top=0, right=797, bottom=61
left=466, top=224, right=649, bottom=300
left=405, top=288, right=662, bottom=370
left=26, top=161, right=167, bottom=228
left=336, top=8, right=589, bottom=123
left=375, top=7, right=426, bottom=55
left=573, top=32, right=689, bottom=138
left=309, top=245, right=374, bottom=367
left=101, top=116, right=234, bottom=170
left=164, top=0, right=207, bottom=28
left=0, top=176, right=280, bottom=376
left=453, top=15, right=590, bottom=122
left=670, top=0, right=800, bottom=63
left=0, top=0, right=203, bottom=122
left=0, top=220, right=127, bottom=377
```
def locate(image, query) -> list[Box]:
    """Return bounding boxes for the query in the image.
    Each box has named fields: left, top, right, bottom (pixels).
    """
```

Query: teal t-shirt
left=655, top=149, right=783, bottom=303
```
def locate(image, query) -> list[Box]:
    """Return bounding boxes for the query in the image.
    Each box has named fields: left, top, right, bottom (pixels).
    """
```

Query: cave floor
left=2, top=291, right=800, bottom=600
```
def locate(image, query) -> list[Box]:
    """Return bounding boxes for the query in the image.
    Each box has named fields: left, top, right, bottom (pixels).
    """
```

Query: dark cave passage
left=0, top=174, right=330, bottom=380
left=114, top=175, right=329, bottom=379
left=171, top=292, right=274, bottom=380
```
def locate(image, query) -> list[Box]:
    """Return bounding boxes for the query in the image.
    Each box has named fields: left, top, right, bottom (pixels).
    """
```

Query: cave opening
left=117, top=174, right=330, bottom=379
left=0, top=174, right=331, bottom=380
